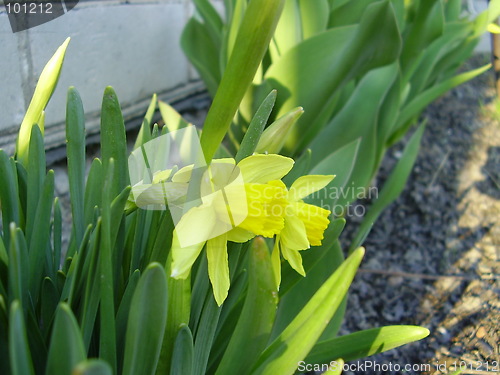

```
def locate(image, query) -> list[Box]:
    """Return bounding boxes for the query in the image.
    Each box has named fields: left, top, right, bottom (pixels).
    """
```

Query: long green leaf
left=0, top=152, right=21, bottom=245
left=28, top=170, right=54, bottom=303
left=100, top=87, right=129, bottom=200
left=170, top=325, right=194, bottom=375
left=216, top=237, right=278, bottom=375
left=391, top=64, right=490, bottom=145
left=99, top=160, right=116, bottom=371
left=26, top=125, right=45, bottom=245
left=200, top=0, right=285, bottom=162
left=134, top=94, right=157, bottom=150
left=251, top=248, right=364, bottom=374
left=156, top=254, right=191, bottom=375
left=8, top=225, right=29, bottom=308
left=306, top=325, right=430, bottom=364
left=235, top=90, right=277, bottom=162
left=350, top=123, right=425, bottom=252
left=9, top=300, right=35, bottom=375
left=66, top=87, right=86, bottom=246
left=122, top=263, right=168, bottom=375
left=46, top=303, right=86, bottom=375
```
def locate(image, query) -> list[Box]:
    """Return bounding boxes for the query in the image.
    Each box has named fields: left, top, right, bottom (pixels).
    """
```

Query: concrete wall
left=0, top=0, right=223, bottom=157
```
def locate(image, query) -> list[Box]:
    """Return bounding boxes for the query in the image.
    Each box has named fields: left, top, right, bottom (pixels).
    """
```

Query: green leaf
left=158, top=100, right=191, bottom=133
left=216, top=237, right=278, bottom=374
left=308, top=63, right=398, bottom=199
left=46, top=303, right=86, bottom=375
left=298, top=0, right=329, bottom=39
left=306, top=325, right=430, bottom=364
left=116, top=269, right=140, bottom=373
left=255, top=106, right=304, bottom=154
left=192, top=294, right=221, bottom=375
left=400, top=0, right=444, bottom=70
left=0, top=152, right=21, bottom=245
left=272, top=240, right=346, bottom=343
left=100, top=87, right=129, bottom=200
left=134, top=94, right=157, bottom=150
left=391, top=65, right=491, bottom=145
left=40, top=277, right=59, bottom=338
left=156, top=258, right=191, bottom=375
left=122, top=263, right=168, bottom=375
left=328, top=0, right=375, bottom=27
left=9, top=300, right=35, bottom=375
left=235, top=90, right=277, bottom=162
left=269, top=1, right=401, bottom=154
left=251, top=248, right=364, bottom=374
left=181, top=18, right=221, bottom=97
left=66, top=87, right=86, bottom=246
left=26, top=125, right=45, bottom=245
left=307, top=139, right=360, bottom=209
left=17, top=38, right=69, bottom=166
left=83, top=158, right=103, bottom=229
left=282, top=149, right=311, bottom=187
left=73, top=359, right=113, bottom=375
left=199, top=0, right=285, bottom=162
left=193, top=0, right=223, bottom=49
left=350, top=124, right=425, bottom=253
left=52, top=198, right=62, bottom=272
left=79, top=223, right=101, bottom=351
left=8, top=225, right=29, bottom=308
left=28, top=170, right=54, bottom=304
left=99, top=160, right=117, bottom=371
left=170, top=325, right=194, bottom=375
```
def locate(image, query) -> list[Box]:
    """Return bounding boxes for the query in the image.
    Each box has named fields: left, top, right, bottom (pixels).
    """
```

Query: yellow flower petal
left=281, top=209, right=310, bottom=250
left=227, top=227, right=255, bottom=243
left=152, top=169, right=173, bottom=183
left=271, top=238, right=282, bottom=289
left=237, top=183, right=287, bottom=237
left=237, top=154, right=294, bottom=183
left=289, top=175, right=335, bottom=201
left=207, top=234, right=230, bottom=306
left=175, top=204, right=217, bottom=247
left=294, top=201, right=331, bottom=247
left=280, top=244, right=305, bottom=276
left=170, top=230, right=205, bottom=279
left=171, top=164, right=194, bottom=183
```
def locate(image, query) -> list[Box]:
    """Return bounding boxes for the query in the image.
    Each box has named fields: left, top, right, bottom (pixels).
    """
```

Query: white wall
left=0, top=0, right=224, bottom=156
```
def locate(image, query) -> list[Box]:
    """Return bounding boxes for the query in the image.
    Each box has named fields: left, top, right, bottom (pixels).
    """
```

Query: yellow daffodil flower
left=270, top=175, right=334, bottom=289
left=170, top=154, right=294, bottom=305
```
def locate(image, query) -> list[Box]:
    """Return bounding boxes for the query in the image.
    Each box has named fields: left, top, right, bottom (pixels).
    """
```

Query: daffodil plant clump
left=6, top=0, right=498, bottom=373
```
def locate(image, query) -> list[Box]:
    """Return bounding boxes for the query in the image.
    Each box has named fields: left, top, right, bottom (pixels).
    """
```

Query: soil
left=339, top=55, right=500, bottom=375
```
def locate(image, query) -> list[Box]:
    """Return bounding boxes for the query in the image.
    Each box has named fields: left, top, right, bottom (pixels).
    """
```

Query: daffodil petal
left=289, top=175, right=335, bottom=201
left=281, top=211, right=309, bottom=250
left=227, top=227, right=255, bottom=243
left=280, top=244, right=305, bottom=276
left=170, top=230, right=205, bottom=279
left=294, top=201, right=331, bottom=246
left=175, top=204, right=217, bottom=247
left=238, top=154, right=294, bottom=183
left=271, top=238, right=282, bottom=289
left=207, top=234, right=230, bottom=306
left=152, top=168, right=173, bottom=183
left=172, top=164, right=194, bottom=183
